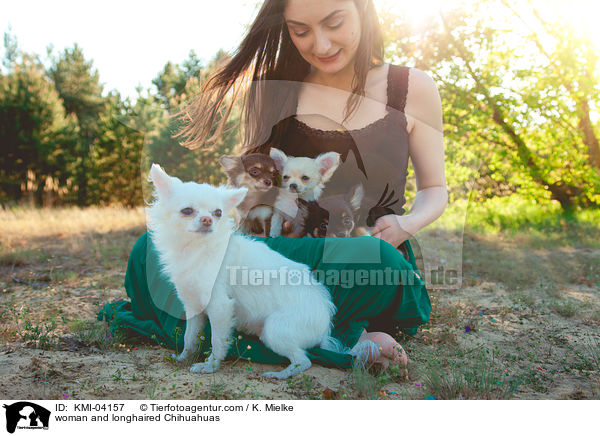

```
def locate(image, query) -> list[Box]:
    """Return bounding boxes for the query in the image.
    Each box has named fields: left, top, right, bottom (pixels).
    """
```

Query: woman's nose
left=313, top=30, right=332, bottom=55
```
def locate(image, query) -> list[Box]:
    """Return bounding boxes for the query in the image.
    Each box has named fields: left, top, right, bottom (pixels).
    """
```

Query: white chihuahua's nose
left=200, top=216, right=212, bottom=226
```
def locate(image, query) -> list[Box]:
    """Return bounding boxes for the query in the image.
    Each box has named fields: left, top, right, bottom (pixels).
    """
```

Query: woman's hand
left=369, top=214, right=414, bottom=247
left=280, top=220, right=303, bottom=238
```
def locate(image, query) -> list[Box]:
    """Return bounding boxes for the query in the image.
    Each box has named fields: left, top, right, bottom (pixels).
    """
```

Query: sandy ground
left=1, top=208, right=598, bottom=400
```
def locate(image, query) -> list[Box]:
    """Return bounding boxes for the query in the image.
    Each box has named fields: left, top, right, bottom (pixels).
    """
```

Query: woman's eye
left=327, top=19, right=344, bottom=29
left=293, top=29, right=309, bottom=37
left=301, top=175, right=310, bottom=181
left=213, top=209, right=222, bottom=217
left=181, top=207, right=194, bottom=216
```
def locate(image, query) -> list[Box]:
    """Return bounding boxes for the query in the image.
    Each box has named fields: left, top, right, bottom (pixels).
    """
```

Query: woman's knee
left=376, top=237, right=408, bottom=269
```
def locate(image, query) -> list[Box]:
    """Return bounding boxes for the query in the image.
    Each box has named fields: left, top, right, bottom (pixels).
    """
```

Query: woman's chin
left=311, top=53, right=350, bottom=75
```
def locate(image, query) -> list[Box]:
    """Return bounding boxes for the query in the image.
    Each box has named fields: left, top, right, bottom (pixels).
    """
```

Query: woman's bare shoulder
left=404, top=67, right=442, bottom=134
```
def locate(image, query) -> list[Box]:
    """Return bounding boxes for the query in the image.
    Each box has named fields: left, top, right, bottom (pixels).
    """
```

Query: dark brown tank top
left=256, top=64, right=411, bottom=226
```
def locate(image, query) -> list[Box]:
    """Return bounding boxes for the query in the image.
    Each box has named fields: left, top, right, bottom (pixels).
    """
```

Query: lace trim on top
left=290, top=65, right=409, bottom=137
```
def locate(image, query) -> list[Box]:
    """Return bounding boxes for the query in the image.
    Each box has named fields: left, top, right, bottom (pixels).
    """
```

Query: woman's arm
left=370, top=68, right=448, bottom=246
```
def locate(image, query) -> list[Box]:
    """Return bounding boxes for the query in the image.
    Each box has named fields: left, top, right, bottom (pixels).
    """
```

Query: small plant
left=112, top=368, right=123, bottom=383
left=349, top=363, right=380, bottom=399
left=146, top=380, right=158, bottom=400
left=284, top=374, right=321, bottom=399
left=172, top=327, right=183, bottom=355
left=420, top=349, right=520, bottom=399
left=551, top=299, right=578, bottom=318
left=19, top=319, right=58, bottom=350
left=68, top=319, right=118, bottom=350
left=207, top=381, right=226, bottom=398
left=583, top=337, right=600, bottom=371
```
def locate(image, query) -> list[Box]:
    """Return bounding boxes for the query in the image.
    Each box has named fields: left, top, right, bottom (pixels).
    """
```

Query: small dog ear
left=315, top=152, right=341, bottom=182
left=269, top=148, right=287, bottom=173
left=224, top=187, right=248, bottom=209
left=148, top=164, right=173, bottom=198
left=219, top=155, right=241, bottom=171
left=347, top=184, right=364, bottom=210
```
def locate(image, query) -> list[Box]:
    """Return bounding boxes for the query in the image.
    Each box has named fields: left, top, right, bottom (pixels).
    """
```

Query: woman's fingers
left=369, top=218, right=391, bottom=237
left=280, top=220, right=301, bottom=238
left=281, top=220, right=294, bottom=234
left=281, top=220, right=292, bottom=233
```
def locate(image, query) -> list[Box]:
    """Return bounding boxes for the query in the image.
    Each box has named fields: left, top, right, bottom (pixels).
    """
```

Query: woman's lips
left=317, top=49, right=342, bottom=63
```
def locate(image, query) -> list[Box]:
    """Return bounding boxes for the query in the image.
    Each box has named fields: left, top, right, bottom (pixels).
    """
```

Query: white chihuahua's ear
left=149, top=164, right=175, bottom=198
left=219, top=155, right=241, bottom=171
left=315, top=152, right=341, bottom=182
left=224, top=187, right=248, bottom=209
left=269, top=148, right=287, bottom=173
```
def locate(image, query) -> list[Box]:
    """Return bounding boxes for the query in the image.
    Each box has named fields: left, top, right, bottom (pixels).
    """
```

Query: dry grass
left=1, top=206, right=145, bottom=243
left=0, top=205, right=599, bottom=400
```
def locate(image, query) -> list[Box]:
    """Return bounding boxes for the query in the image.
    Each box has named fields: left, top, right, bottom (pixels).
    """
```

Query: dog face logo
left=3, top=402, right=51, bottom=434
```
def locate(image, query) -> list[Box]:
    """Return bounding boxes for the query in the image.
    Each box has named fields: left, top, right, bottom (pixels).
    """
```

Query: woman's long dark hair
left=172, top=0, right=384, bottom=152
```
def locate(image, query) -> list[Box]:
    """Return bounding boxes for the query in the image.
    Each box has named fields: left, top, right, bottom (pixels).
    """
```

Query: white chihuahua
left=146, top=164, right=355, bottom=379
left=268, top=148, right=340, bottom=237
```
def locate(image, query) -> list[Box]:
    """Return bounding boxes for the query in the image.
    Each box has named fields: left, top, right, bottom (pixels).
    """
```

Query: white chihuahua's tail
left=320, top=335, right=381, bottom=368
left=319, top=334, right=349, bottom=354
left=349, top=340, right=381, bottom=368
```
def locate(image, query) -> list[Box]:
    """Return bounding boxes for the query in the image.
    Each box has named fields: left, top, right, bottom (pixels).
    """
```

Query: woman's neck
left=305, top=61, right=357, bottom=91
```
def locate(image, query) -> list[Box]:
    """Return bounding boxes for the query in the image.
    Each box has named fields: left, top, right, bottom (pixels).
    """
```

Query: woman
left=101, top=0, right=447, bottom=372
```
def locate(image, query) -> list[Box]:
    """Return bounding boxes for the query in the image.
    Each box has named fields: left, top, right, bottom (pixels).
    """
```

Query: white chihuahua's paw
left=261, top=360, right=311, bottom=379
left=190, top=361, right=219, bottom=374
left=261, top=371, right=290, bottom=380
left=173, top=349, right=192, bottom=362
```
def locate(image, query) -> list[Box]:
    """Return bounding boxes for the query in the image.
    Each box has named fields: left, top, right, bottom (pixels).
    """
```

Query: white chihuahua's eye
left=213, top=209, right=222, bottom=217
left=283, top=175, right=290, bottom=181
left=301, top=175, right=310, bottom=181
left=181, top=207, right=194, bottom=216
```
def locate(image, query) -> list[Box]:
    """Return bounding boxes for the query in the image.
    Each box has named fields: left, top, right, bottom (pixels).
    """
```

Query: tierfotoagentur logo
left=227, top=265, right=424, bottom=289
left=2, top=402, right=51, bottom=433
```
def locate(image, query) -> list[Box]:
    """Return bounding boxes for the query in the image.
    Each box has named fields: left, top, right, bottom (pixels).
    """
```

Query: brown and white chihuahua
left=219, top=153, right=279, bottom=236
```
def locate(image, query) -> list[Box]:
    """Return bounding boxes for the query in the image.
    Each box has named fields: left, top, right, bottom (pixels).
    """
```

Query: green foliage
left=2, top=1, right=599, bottom=210
left=141, top=52, right=239, bottom=204
left=455, top=194, right=600, bottom=244
left=381, top=0, right=600, bottom=210
left=47, top=44, right=106, bottom=206
left=89, top=92, right=145, bottom=206
left=0, top=47, right=79, bottom=205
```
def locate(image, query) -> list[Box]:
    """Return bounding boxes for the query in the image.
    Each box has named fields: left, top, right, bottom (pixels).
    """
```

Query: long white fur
left=146, top=163, right=348, bottom=379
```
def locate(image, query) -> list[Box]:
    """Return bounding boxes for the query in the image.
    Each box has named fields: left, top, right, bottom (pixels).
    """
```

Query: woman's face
left=283, top=0, right=362, bottom=75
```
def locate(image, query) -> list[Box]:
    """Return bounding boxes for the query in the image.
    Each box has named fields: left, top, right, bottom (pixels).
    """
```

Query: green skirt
left=98, top=233, right=431, bottom=369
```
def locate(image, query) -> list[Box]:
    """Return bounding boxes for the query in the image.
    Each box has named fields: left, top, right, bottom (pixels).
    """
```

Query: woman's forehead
left=283, top=0, right=354, bottom=22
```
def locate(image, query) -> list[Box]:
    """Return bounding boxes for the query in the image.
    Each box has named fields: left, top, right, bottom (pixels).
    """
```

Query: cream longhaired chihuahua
left=146, top=164, right=377, bottom=379
left=268, top=148, right=340, bottom=237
